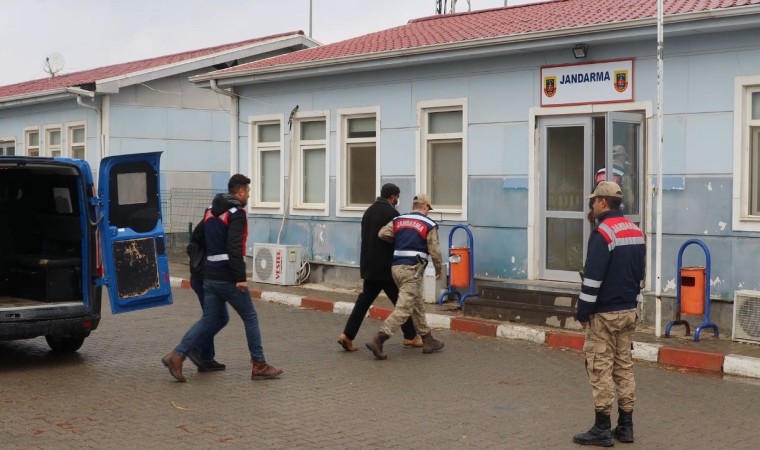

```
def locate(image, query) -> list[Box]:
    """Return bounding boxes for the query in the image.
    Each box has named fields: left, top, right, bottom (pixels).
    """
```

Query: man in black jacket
left=337, top=183, right=420, bottom=352
left=163, top=174, right=282, bottom=382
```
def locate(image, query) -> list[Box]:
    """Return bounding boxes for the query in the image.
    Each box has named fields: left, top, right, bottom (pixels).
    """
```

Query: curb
left=171, top=277, right=751, bottom=380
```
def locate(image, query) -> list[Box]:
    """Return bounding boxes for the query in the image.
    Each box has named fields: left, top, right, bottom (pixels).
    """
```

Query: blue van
left=0, top=152, right=172, bottom=352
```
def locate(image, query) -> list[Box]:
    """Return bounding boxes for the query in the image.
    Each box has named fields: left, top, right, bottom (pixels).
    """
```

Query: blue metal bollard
left=665, top=239, right=719, bottom=342
left=438, top=224, right=478, bottom=308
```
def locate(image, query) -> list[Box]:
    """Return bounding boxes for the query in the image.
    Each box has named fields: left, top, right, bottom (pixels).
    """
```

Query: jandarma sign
left=540, top=59, right=634, bottom=106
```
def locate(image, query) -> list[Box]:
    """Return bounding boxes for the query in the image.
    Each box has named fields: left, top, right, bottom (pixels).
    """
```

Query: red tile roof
left=0, top=31, right=304, bottom=100
left=217, top=0, right=760, bottom=75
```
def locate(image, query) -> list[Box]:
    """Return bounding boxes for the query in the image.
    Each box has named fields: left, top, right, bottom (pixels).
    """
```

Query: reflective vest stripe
left=394, top=250, right=428, bottom=259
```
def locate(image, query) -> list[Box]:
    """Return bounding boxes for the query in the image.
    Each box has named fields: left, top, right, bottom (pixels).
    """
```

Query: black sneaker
left=186, top=349, right=203, bottom=368
left=198, top=360, right=226, bottom=372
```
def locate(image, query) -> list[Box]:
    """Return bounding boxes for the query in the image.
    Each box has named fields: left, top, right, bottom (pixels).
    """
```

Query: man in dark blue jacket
left=573, top=181, right=645, bottom=447
left=163, top=174, right=282, bottom=382
left=185, top=220, right=229, bottom=372
left=337, top=183, right=420, bottom=352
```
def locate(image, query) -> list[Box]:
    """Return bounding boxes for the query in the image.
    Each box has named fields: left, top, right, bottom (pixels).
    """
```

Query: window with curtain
left=46, top=128, right=61, bottom=157
left=253, top=121, right=281, bottom=206
left=423, top=108, right=464, bottom=210
left=26, top=129, right=40, bottom=156
left=344, top=115, right=376, bottom=207
left=295, top=117, right=328, bottom=210
left=68, top=125, right=85, bottom=159
left=0, top=138, right=15, bottom=156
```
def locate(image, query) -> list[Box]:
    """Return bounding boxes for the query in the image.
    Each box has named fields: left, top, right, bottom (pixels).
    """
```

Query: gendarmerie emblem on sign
left=544, top=76, right=557, bottom=97
left=614, top=70, right=629, bottom=93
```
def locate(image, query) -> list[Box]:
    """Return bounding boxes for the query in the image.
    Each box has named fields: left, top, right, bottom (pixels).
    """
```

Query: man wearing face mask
left=337, top=183, right=421, bottom=352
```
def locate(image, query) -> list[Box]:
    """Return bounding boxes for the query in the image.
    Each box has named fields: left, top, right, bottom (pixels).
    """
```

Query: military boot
left=421, top=332, right=444, bottom=354
left=613, top=409, right=634, bottom=443
left=572, top=411, right=614, bottom=447
left=365, top=331, right=390, bottom=360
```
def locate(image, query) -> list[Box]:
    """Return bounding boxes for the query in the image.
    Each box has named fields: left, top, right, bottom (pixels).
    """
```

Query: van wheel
left=45, top=334, right=86, bottom=353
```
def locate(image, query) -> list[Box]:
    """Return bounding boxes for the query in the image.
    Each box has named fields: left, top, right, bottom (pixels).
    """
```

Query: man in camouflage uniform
left=366, top=194, right=444, bottom=360
left=573, top=181, right=645, bottom=447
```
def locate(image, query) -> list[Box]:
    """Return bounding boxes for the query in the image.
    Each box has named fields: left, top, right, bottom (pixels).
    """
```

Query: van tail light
left=92, top=186, right=104, bottom=278
left=95, top=229, right=103, bottom=278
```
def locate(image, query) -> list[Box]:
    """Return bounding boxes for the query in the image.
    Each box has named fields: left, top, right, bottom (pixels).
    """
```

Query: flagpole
left=655, top=0, right=665, bottom=337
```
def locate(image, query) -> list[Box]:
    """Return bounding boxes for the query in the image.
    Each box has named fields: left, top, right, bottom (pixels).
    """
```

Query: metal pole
left=655, top=0, right=665, bottom=337
left=309, top=0, right=313, bottom=38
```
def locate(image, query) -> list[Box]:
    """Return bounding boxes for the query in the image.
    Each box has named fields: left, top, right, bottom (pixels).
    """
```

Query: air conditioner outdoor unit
left=733, top=290, right=760, bottom=343
left=251, top=244, right=302, bottom=286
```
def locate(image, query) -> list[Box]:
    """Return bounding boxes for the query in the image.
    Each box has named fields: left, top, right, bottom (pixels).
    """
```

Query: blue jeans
left=190, top=277, right=229, bottom=363
left=175, top=279, right=266, bottom=363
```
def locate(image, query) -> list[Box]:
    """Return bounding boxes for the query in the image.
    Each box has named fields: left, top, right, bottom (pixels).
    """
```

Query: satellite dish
left=44, top=52, right=65, bottom=77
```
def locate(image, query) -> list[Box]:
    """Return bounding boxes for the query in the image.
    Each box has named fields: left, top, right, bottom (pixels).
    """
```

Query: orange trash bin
left=680, top=266, right=706, bottom=315
left=449, top=247, right=470, bottom=288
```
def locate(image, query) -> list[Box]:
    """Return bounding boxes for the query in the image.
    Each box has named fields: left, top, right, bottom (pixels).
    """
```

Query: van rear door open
left=98, top=152, right=172, bottom=313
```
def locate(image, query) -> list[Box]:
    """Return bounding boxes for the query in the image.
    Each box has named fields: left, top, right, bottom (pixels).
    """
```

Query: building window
left=750, top=92, right=760, bottom=216
left=733, top=78, right=760, bottom=231
left=250, top=115, right=283, bottom=210
left=338, top=109, right=378, bottom=214
left=25, top=128, right=40, bottom=156
left=0, top=138, right=15, bottom=156
left=293, top=113, right=329, bottom=214
left=419, top=99, right=468, bottom=219
left=45, top=126, right=62, bottom=157
left=68, top=124, right=86, bottom=159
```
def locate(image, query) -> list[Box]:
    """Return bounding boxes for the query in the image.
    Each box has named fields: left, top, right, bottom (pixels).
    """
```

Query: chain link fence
left=161, top=188, right=224, bottom=263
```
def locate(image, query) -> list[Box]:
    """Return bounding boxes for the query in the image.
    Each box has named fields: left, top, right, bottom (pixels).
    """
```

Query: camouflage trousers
left=583, top=309, right=638, bottom=414
left=380, top=265, right=430, bottom=337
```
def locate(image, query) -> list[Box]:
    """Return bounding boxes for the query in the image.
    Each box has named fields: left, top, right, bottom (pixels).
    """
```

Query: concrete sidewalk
left=168, top=263, right=760, bottom=380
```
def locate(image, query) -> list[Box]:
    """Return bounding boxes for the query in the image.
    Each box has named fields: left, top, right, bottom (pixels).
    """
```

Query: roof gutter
left=210, top=79, right=240, bottom=175
left=195, top=4, right=760, bottom=85
left=95, top=34, right=320, bottom=94
left=0, top=89, right=73, bottom=109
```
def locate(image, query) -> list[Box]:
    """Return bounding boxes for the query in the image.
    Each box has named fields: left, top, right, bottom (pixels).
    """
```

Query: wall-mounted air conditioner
left=733, top=290, right=760, bottom=343
left=251, top=244, right=302, bottom=286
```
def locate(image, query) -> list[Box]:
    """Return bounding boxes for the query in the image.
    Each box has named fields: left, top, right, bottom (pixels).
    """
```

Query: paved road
left=2, top=288, right=760, bottom=449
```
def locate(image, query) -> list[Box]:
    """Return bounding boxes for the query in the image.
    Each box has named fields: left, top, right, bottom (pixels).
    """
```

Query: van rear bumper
left=0, top=315, right=100, bottom=341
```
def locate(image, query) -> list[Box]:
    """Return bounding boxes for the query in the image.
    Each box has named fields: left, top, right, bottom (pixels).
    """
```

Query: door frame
left=527, top=101, right=652, bottom=284
left=538, top=115, right=593, bottom=282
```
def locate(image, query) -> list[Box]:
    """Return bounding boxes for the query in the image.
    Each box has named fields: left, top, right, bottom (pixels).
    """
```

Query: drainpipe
left=210, top=79, right=239, bottom=175
left=67, top=87, right=104, bottom=160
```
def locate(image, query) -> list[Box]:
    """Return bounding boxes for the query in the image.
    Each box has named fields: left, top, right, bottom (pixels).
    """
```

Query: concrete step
left=466, top=282, right=583, bottom=330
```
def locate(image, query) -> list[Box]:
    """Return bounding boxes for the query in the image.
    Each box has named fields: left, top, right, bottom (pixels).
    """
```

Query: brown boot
left=251, top=360, right=283, bottom=380
left=421, top=333, right=444, bottom=354
left=161, top=351, right=187, bottom=382
left=403, top=335, right=423, bottom=348
left=365, top=331, right=390, bottom=360
left=337, top=333, right=358, bottom=352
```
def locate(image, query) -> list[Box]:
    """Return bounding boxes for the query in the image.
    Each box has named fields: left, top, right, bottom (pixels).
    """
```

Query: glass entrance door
left=538, top=112, right=645, bottom=282
left=605, top=112, right=644, bottom=225
left=540, top=117, right=592, bottom=282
